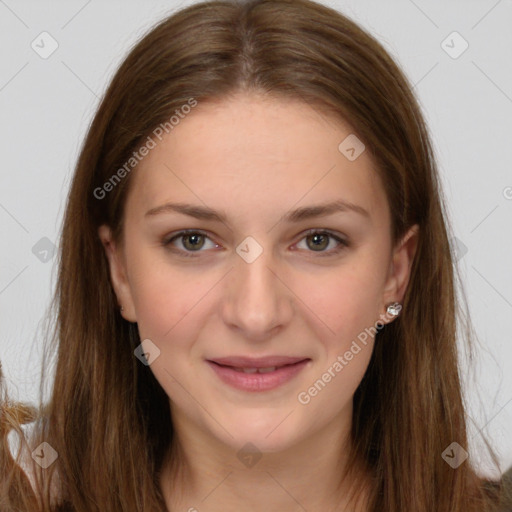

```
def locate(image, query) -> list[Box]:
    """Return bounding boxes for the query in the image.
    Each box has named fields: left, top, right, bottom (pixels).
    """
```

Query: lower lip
left=206, top=360, right=310, bottom=392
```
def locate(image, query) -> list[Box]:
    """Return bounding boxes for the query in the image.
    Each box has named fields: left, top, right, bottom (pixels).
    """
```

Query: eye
left=163, top=229, right=349, bottom=258
left=294, top=229, right=349, bottom=257
left=163, top=230, right=219, bottom=257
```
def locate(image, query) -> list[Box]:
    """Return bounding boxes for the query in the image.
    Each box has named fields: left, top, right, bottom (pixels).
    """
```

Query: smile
left=206, top=358, right=310, bottom=392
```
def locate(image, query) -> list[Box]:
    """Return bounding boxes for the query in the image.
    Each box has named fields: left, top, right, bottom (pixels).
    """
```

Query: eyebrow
left=145, top=199, right=370, bottom=223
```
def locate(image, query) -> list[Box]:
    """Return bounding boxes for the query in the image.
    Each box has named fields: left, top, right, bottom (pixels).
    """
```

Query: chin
left=213, top=409, right=306, bottom=454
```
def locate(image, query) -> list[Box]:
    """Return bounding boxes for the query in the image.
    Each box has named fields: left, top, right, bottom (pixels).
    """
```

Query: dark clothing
left=487, top=466, right=512, bottom=511
left=500, top=466, right=512, bottom=511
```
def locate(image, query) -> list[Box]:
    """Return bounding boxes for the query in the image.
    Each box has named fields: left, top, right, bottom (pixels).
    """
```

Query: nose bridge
left=223, top=236, right=292, bottom=337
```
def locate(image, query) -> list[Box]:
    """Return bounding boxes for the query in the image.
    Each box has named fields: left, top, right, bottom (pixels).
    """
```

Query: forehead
left=125, top=93, right=387, bottom=226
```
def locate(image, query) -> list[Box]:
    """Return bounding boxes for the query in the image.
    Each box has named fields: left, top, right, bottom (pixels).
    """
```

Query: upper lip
left=207, top=356, right=310, bottom=368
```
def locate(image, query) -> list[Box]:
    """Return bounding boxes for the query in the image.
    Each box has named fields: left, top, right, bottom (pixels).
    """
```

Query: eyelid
left=162, top=228, right=349, bottom=257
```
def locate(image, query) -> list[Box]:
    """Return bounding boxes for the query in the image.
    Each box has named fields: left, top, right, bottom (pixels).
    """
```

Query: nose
left=221, top=243, right=294, bottom=342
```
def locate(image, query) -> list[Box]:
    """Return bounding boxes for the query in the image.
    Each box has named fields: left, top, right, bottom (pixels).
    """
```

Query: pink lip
left=206, top=356, right=310, bottom=392
left=208, top=355, right=307, bottom=368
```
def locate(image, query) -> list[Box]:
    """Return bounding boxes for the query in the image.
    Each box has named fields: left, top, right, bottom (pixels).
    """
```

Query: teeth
left=234, top=366, right=277, bottom=374
left=257, top=366, right=277, bottom=373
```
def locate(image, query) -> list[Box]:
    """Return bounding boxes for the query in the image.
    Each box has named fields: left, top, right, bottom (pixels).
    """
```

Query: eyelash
left=162, top=229, right=349, bottom=258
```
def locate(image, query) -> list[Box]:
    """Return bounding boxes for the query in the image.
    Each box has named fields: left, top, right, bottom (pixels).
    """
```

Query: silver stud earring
left=120, top=306, right=124, bottom=312
left=386, top=302, right=402, bottom=317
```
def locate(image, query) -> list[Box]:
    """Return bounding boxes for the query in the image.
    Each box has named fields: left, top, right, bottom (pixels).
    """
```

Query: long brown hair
left=0, top=0, right=506, bottom=510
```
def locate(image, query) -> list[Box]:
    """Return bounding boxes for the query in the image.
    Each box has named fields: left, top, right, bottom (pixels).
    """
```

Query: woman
left=0, top=0, right=508, bottom=510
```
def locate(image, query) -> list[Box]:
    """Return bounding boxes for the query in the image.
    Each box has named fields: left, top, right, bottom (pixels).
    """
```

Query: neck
left=159, top=410, right=371, bottom=512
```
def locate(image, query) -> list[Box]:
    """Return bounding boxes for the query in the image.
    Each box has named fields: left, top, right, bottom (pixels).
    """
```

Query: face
left=99, top=92, right=418, bottom=454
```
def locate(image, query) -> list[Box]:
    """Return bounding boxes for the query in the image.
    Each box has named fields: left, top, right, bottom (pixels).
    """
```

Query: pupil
left=309, top=234, right=327, bottom=251
left=185, top=234, right=203, bottom=250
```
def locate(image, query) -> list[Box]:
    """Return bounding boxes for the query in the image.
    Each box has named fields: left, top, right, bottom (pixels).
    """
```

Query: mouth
left=206, top=356, right=311, bottom=392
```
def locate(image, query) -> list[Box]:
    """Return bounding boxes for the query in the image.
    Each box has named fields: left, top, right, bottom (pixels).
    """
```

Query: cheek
left=127, top=262, right=206, bottom=407
left=131, top=275, right=185, bottom=340
left=296, top=256, right=386, bottom=347
left=126, top=244, right=209, bottom=340
left=123, top=243, right=186, bottom=342
left=126, top=255, right=222, bottom=388
left=295, top=264, right=381, bottom=414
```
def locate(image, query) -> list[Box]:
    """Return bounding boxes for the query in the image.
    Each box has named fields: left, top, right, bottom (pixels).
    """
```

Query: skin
left=99, top=92, right=419, bottom=511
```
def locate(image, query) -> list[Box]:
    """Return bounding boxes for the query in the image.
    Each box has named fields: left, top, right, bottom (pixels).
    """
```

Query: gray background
left=0, top=0, right=511, bottom=478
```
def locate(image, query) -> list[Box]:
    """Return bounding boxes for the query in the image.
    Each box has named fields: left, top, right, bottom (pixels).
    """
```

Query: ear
left=98, top=224, right=137, bottom=322
left=380, top=224, right=419, bottom=324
